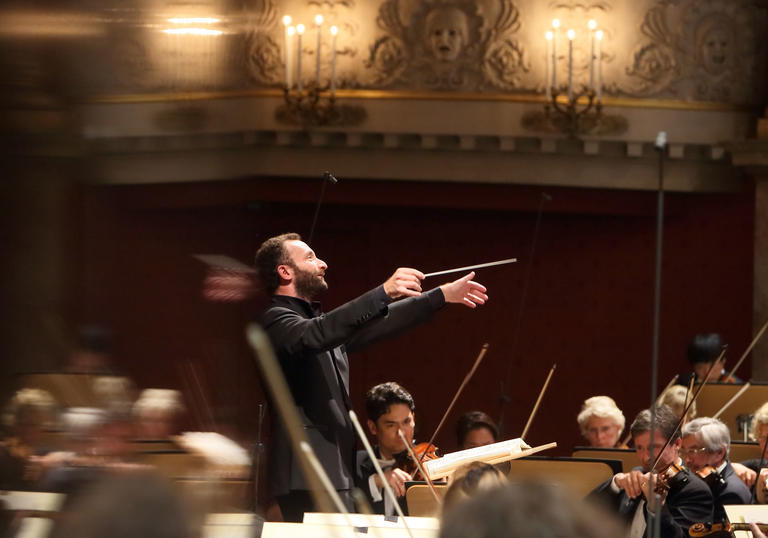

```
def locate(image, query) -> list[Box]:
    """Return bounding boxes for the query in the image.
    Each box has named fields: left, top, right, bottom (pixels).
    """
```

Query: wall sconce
left=275, top=14, right=365, bottom=127
left=544, top=19, right=602, bottom=136
left=524, top=19, right=625, bottom=137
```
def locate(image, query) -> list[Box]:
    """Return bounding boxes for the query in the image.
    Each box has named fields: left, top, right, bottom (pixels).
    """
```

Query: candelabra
left=522, top=18, right=626, bottom=137
left=545, top=86, right=602, bottom=137
left=275, top=83, right=365, bottom=127
left=274, top=15, right=365, bottom=128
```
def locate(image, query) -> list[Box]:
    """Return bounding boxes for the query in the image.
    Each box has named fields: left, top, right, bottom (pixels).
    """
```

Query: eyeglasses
left=679, top=447, right=710, bottom=457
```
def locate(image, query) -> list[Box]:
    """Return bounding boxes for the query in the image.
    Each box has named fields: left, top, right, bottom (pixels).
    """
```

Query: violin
left=689, top=521, right=768, bottom=537
left=395, top=441, right=440, bottom=480
left=654, top=462, right=690, bottom=495
left=694, top=465, right=726, bottom=492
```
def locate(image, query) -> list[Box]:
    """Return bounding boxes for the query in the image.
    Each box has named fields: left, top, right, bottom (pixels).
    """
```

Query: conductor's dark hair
left=630, top=405, right=681, bottom=442
left=254, top=233, right=302, bottom=295
left=456, top=411, right=498, bottom=448
left=687, top=333, right=725, bottom=364
left=365, top=382, right=415, bottom=423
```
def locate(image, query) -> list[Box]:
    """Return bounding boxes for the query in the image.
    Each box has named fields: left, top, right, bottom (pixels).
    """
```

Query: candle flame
left=282, top=15, right=291, bottom=26
left=596, top=30, right=604, bottom=40
left=163, top=28, right=222, bottom=35
left=588, top=19, right=597, bottom=30
left=314, top=14, right=323, bottom=25
left=167, top=17, right=219, bottom=24
left=552, top=18, right=560, bottom=28
left=296, top=23, right=305, bottom=34
left=287, top=26, right=296, bottom=36
left=567, top=29, right=575, bottom=40
left=545, top=31, right=553, bottom=40
left=330, top=25, right=338, bottom=36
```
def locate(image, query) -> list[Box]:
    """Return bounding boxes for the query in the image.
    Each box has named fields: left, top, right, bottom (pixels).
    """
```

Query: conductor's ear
left=277, top=264, right=292, bottom=280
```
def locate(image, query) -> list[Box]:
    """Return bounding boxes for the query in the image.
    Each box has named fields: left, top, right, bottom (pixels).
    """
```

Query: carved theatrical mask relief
left=364, top=0, right=530, bottom=91
left=623, top=0, right=760, bottom=103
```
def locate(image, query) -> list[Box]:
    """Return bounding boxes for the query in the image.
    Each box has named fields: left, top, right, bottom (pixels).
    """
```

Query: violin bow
left=650, top=348, right=725, bottom=473
left=712, top=382, right=751, bottom=420
left=398, top=429, right=442, bottom=506
left=681, top=376, right=694, bottom=431
left=726, top=318, right=768, bottom=381
left=349, top=411, right=415, bottom=538
left=520, top=364, right=556, bottom=441
left=418, top=343, right=489, bottom=464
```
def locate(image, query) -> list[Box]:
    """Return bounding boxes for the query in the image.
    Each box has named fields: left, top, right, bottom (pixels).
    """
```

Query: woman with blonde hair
left=658, top=385, right=697, bottom=422
left=577, top=396, right=626, bottom=448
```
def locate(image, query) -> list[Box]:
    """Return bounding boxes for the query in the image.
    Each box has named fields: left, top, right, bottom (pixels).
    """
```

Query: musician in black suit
left=255, top=233, right=488, bottom=522
left=588, top=405, right=714, bottom=538
left=681, top=417, right=751, bottom=522
left=355, top=382, right=416, bottom=516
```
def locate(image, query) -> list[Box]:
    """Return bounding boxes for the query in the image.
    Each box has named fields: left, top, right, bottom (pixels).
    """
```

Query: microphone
left=654, top=131, right=667, bottom=150
left=308, top=171, right=340, bottom=244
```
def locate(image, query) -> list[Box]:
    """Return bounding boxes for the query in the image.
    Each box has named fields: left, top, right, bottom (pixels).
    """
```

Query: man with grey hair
left=681, top=417, right=751, bottom=522
left=588, top=405, right=713, bottom=538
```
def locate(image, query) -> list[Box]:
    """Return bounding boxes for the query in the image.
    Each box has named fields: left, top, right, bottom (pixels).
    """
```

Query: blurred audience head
left=2, top=388, right=58, bottom=447
left=133, top=389, right=185, bottom=440
left=442, top=461, right=507, bottom=513
left=53, top=472, right=194, bottom=538
left=440, top=480, right=623, bottom=538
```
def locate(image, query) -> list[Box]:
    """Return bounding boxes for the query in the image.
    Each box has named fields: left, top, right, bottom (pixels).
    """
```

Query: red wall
left=74, top=176, right=754, bottom=479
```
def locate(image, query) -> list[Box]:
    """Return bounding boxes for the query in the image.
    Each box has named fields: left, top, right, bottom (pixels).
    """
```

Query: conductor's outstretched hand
left=383, top=268, right=425, bottom=299
left=440, top=271, right=488, bottom=308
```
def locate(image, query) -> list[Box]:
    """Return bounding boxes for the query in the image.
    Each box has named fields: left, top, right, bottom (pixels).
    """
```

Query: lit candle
left=596, top=30, right=603, bottom=103
left=282, top=15, right=292, bottom=87
left=314, top=14, right=323, bottom=85
left=286, top=25, right=295, bottom=88
left=296, top=23, right=305, bottom=91
left=588, top=20, right=596, bottom=91
left=551, top=19, right=560, bottom=88
left=567, top=29, right=575, bottom=101
left=545, top=31, right=553, bottom=101
left=330, top=25, right=338, bottom=97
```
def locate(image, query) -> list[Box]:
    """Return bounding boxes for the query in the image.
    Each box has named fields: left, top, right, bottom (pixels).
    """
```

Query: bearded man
left=254, top=233, right=488, bottom=522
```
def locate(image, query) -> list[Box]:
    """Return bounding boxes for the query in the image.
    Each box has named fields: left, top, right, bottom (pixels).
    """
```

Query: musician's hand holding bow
left=641, top=473, right=668, bottom=507
left=615, top=470, right=647, bottom=499
left=732, top=461, right=757, bottom=488
left=374, top=467, right=413, bottom=498
left=440, top=272, right=488, bottom=308
left=756, top=468, right=768, bottom=504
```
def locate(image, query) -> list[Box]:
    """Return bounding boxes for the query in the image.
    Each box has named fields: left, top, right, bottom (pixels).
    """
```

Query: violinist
left=455, top=411, right=498, bottom=450
left=588, top=405, right=713, bottom=538
left=356, top=382, right=419, bottom=516
left=732, top=401, right=768, bottom=489
left=577, top=396, right=627, bottom=448
left=676, top=333, right=741, bottom=386
left=680, top=418, right=750, bottom=523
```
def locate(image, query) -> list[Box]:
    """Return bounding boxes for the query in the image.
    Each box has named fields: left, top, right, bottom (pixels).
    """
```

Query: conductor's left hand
left=440, top=272, right=488, bottom=308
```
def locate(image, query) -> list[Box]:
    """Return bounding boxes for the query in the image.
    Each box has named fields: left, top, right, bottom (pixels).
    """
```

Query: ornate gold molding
left=87, top=87, right=756, bottom=112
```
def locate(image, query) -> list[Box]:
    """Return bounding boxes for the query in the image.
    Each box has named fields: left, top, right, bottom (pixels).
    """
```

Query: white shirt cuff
left=368, top=474, right=383, bottom=502
left=610, top=474, right=622, bottom=494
